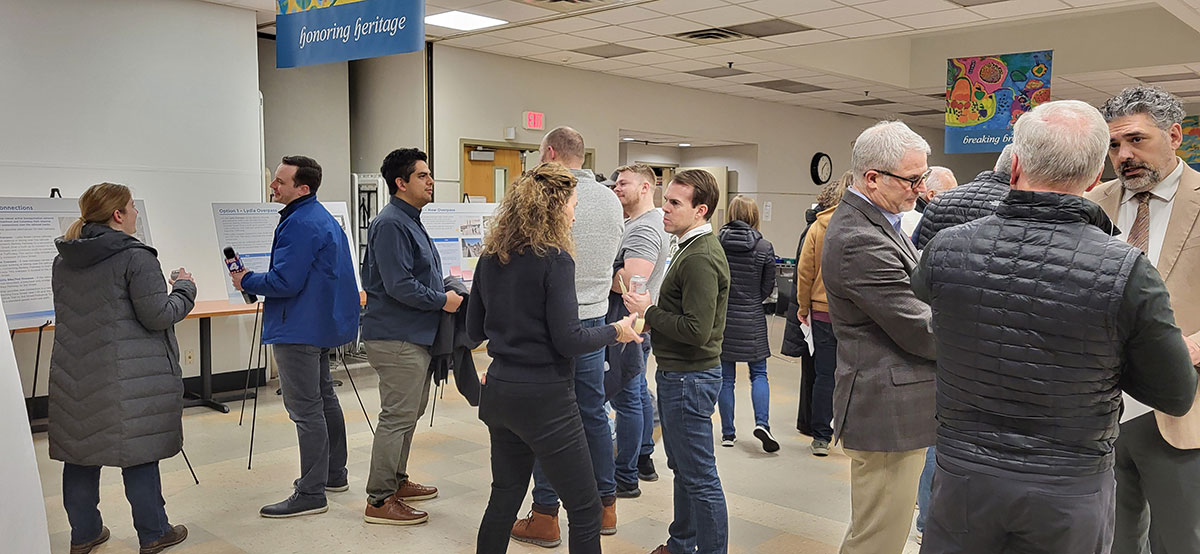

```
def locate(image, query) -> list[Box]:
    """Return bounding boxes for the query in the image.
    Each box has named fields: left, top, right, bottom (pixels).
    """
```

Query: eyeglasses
left=869, top=168, right=933, bottom=191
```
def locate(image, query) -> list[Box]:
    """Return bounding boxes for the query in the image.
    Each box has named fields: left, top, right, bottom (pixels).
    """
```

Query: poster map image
left=423, top=203, right=498, bottom=287
left=1179, top=115, right=1200, bottom=171
left=945, top=50, right=1052, bottom=153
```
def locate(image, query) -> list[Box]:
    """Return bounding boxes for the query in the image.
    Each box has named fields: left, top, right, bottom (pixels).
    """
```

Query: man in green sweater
left=624, top=169, right=730, bottom=554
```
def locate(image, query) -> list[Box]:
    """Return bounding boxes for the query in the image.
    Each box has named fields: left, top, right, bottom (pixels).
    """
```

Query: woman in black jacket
left=717, top=195, right=778, bottom=452
left=468, top=163, right=639, bottom=554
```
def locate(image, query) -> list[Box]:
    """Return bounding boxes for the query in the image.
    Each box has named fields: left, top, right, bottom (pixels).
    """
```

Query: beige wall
left=349, top=52, right=426, bottom=175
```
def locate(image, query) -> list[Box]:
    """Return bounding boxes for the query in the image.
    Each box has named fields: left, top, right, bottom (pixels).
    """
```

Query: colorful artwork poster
left=1179, top=115, right=1200, bottom=171
left=275, top=0, right=424, bottom=69
left=944, top=50, right=1052, bottom=153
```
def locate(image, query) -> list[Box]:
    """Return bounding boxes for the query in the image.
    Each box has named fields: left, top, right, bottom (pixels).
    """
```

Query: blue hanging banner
left=276, top=0, right=425, bottom=69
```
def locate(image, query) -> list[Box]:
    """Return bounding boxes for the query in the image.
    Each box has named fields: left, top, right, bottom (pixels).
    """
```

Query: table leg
left=184, top=316, right=254, bottom=413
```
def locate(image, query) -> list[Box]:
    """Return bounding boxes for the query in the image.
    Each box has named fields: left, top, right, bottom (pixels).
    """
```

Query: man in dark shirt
left=912, top=100, right=1197, bottom=554
left=359, top=148, right=461, bottom=526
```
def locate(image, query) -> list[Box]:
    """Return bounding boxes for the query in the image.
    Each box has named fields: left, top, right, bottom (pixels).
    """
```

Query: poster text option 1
left=276, top=0, right=425, bottom=69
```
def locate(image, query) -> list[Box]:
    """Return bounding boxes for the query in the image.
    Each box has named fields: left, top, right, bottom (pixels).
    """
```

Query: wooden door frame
left=459, top=138, right=597, bottom=200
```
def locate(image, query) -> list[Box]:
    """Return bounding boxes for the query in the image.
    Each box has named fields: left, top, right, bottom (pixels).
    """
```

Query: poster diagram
left=211, top=202, right=358, bottom=304
left=422, top=203, right=498, bottom=286
left=945, top=50, right=1052, bottom=153
left=0, top=197, right=152, bottom=329
left=1179, top=115, right=1200, bottom=171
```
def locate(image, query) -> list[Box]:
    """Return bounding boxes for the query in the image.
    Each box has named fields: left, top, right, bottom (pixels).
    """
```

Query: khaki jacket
left=796, top=205, right=836, bottom=316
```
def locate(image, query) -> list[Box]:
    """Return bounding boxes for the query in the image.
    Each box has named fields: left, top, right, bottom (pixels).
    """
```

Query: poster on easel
left=211, top=202, right=359, bottom=305
left=422, top=203, right=498, bottom=287
left=0, top=197, right=153, bottom=330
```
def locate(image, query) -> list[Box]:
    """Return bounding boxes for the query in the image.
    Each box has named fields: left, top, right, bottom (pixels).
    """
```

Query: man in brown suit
left=1087, top=85, right=1200, bottom=554
left=822, top=120, right=937, bottom=554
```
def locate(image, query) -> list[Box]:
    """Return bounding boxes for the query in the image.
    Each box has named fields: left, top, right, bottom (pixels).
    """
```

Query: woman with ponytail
left=49, top=183, right=195, bottom=554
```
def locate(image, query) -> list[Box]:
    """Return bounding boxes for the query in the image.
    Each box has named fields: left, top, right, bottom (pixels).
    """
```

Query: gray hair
left=851, top=121, right=931, bottom=186
left=1013, top=100, right=1109, bottom=191
left=993, top=144, right=1015, bottom=174
left=1099, top=86, right=1185, bottom=131
left=926, top=166, right=956, bottom=193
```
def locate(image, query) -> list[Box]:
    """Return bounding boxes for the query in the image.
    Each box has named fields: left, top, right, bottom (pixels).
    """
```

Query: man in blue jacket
left=233, top=155, right=361, bottom=518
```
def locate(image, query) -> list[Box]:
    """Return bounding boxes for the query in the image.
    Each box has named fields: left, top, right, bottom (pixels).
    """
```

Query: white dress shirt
left=1116, top=158, right=1183, bottom=422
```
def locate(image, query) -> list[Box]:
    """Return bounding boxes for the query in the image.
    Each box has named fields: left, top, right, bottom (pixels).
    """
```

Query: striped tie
left=1127, top=191, right=1153, bottom=253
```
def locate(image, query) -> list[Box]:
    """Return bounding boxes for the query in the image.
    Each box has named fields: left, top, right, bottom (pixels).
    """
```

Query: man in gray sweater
left=511, top=127, right=625, bottom=547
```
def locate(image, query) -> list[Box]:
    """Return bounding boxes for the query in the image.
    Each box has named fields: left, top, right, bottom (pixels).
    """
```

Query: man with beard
left=1086, top=85, right=1200, bottom=554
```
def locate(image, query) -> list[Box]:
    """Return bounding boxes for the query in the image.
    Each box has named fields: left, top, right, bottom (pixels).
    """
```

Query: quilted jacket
left=718, top=220, right=776, bottom=362
left=914, top=170, right=1010, bottom=250
left=48, top=224, right=195, bottom=467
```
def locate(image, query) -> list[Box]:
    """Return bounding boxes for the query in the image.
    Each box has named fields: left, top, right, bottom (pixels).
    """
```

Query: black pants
left=1113, top=412, right=1200, bottom=554
left=810, top=319, right=837, bottom=442
left=920, top=455, right=1114, bottom=554
left=476, top=377, right=601, bottom=554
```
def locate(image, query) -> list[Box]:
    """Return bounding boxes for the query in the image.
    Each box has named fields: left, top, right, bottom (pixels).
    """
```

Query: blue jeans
left=658, top=367, right=728, bottom=554
left=810, top=319, right=837, bottom=442
left=532, top=317, right=616, bottom=504
left=916, top=446, right=936, bottom=533
left=612, top=340, right=655, bottom=485
left=63, top=462, right=172, bottom=547
left=717, top=359, right=769, bottom=437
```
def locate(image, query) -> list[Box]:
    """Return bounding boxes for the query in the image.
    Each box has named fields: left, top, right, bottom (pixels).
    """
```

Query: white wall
left=349, top=53, right=426, bottom=175
left=619, top=143, right=682, bottom=166
left=2, top=0, right=267, bottom=393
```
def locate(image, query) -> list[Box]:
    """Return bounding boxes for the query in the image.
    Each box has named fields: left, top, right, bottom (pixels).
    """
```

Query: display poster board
left=0, top=289, right=52, bottom=553
left=945, top=50, right=1052, bottom=153
left=212, top=202, right=359, bottom=304
left=422, top=203, right=498, bottom=287
left=0, top=197, right=153, bottom=329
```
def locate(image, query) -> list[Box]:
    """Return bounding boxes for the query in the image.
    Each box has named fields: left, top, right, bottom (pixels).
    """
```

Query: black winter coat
left=718, top=220, right=776, bottom=362
left=914, top=170, right=1010, bottom=250
left=782, top=208, right=819, bottom=357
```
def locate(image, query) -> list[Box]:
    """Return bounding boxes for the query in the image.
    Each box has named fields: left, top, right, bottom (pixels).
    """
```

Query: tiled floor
left=33, top=316, right=922, bottom=553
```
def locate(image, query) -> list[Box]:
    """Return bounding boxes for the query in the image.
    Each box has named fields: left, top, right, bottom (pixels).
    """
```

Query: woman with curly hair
left=468, top=162, right=640, bottom=554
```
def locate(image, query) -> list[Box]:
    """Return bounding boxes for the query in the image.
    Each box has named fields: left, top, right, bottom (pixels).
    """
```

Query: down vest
left=719, top=220, right=776, bottom=362
left=49, top=224, right=196, bottom=468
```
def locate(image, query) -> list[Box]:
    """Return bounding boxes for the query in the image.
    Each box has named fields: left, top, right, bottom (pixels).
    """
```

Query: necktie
left=1127, top=191, right=1153, bottom=253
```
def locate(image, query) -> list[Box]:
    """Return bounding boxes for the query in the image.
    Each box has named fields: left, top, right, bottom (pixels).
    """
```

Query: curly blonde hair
left=483, top=162, right=576, bottom=264
left=816, top=170, right=852, bottom=209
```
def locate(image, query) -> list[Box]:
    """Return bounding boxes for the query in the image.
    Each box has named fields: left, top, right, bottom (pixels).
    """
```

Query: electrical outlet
left=184, top=349, right=195, bottom=366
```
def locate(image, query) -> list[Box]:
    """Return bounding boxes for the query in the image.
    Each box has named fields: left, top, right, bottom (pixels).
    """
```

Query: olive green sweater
left=645, top=232, right=730, bottom=372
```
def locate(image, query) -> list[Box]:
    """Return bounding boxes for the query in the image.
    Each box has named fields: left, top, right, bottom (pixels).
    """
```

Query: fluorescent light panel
left=425, top=11, right=507, bottom=31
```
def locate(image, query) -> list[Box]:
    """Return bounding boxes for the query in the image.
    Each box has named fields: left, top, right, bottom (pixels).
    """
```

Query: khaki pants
left=364, top=340, right=432, bottom=505
left=839, top=447, right=925, bottom=554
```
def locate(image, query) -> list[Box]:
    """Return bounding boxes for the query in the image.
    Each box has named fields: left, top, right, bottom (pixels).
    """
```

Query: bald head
left=923, top=166, right=957, bottom=202
left=540, top=126, right=585, bottom=169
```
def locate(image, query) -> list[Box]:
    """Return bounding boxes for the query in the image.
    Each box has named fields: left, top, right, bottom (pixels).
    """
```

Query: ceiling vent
left=512, top=0, right=625, bottom=13
left=671, top=27, right=748, bottom=45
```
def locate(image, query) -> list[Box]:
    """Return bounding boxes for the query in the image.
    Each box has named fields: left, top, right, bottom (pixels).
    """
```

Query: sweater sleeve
left=545, top=252, right=618, bottom=357
left=1117, top=255, right=1198, bottom=416
left=644, top=253, right=722, bottom=346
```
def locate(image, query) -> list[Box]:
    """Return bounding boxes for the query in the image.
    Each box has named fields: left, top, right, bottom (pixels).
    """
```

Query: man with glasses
left=822, top=121, right=938, bottom=554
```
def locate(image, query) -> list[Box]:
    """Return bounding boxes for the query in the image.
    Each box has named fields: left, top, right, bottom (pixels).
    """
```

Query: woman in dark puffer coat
left=717, top=195, right=778, bottom=452
left=49, top=183, right=195, bottom=554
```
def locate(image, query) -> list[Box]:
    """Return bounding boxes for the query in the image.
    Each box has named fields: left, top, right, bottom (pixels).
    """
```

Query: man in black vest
left=912, top=99, right=1198, bottom=554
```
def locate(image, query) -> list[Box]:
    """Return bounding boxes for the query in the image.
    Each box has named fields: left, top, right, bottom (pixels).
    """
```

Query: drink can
left=630, top=274, right=648, bottom=295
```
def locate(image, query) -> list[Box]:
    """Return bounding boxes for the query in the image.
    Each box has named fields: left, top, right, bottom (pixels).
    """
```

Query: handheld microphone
left=223, top=247, right=258, bottom=304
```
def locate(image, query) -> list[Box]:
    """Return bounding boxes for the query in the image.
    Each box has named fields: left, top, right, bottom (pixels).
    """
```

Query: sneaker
left=754, top=425, right=780, bottom=453
left=139, top=524, right=187, bottom=554
left=70, top=526, right=110, bottom=554
left=721, top=434, right=736, bottom=447
left=616, top=480, right=641, bottom=498
left=260, top=493, right=329, bottom=518
left=364, top=497, right=429, bottom=526
left=511, top=509, right=561, bottom=548
left=326, top=480, right=350, bottom=493
left=395, top=479, right=438, bottom=501
left=811, top=439, right=830, bottom=457
left=637, top=454, right=658, bottom=482
left=601, top=501, right=617, bottom=535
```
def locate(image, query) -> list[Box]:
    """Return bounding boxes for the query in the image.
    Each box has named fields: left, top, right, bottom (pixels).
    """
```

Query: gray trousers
left=920, top=455, right=1115, bottom=554
left=1113, top=412, right=1200, bottom=554
left=364, top=340, right=432, bottom=505
left=273, top=344, right=348, bottom=498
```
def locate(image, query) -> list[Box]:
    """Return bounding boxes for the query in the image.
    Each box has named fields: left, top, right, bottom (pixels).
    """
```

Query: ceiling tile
left=827, top=18, right=910, bottom=37
left=736, top=61, right=794, bottom=73
left=892, top=8, right=984, bottom=28
left=530, top=17, right=608, bottom=34
left=484, top=26, right=556, bottom=41
left=856, top=0, right=959, bottom=18
left=426, top=0, right=492, bottom=8
left=680, top=5, right=775, bottom=27
left=617, top=51, right=683, bottom=65
left=570, top=58, right=637, bottom=72
left=739, top=0, right=841, bottom=17
left=623, top=36, right=697, bottom=52
left=624, top=16, right=711, bottom=35
left=710, top=37, right=787, bottom=52
left=644, top=0, right=728, bottom=15
left=584, top=6, right=664, bottom=25
left=698, top=53, right=766, bottom=65
left=657, top=59, right=717, bottom=72
left=574, top=25, right=654, bottom=43
left=441, top=34, right=510, bottom=48
left=660, top=44, right=731, bottom=58
left=527, top=34, right=605, bottom=50
left=786, top=7, right=878, bottom=28
left=572, top=43, right=647, bottom=58
left=688, top=66, right=752, bottom=78
left=467, top=1, right=557, bottom=23
left=967, top=0, right=1070, bottom=19
left=483, top=41, right=555, bottom=57
left=606, top=65, right=664, bottom=78
left=525, top=50, right=600, bottom=65
left=767, top=68, right=825, bottom=80
left=766, top=29, right=841, bottom=46
left=720, top=72, right=776, bottom=83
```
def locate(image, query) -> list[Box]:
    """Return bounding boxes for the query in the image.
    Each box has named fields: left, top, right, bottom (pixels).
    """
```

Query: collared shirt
left=1115, top=157, right=1183, bottom=267
left=665, top=222, right=714, bottom=278
left=849, top=186, right=905, bottom=237
left=360, top=196, right=446, bottom=345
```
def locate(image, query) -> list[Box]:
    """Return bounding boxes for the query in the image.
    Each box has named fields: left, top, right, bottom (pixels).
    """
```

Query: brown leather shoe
left=649, top=545, right=670, bottom=554
left=364, top=497, right=429, bottom=526
left=395, top=479, right=438, bottom=501
left=70, top=526, right=110, bottom=554
left=601, top=501, right=617, bottom=535
left=139, top=524, right=187, bottom=554
left=510, top=510, right=561, bottom=548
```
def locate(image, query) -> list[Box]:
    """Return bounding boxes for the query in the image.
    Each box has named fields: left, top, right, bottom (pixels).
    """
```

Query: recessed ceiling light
left=623, top=137, right=635, bottom=141
left=425, top=11, right=506, bottom=31
left=679, top=143, right=691, bottom=147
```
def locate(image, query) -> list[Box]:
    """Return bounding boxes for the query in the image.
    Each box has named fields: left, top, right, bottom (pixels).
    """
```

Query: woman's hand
left=614, top=314, right=644, bottom=344
left=170, top=267, right=193, bottom=285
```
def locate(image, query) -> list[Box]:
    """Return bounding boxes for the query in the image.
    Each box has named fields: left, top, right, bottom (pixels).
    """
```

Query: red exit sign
left=523, top=111, right=545, bottom=131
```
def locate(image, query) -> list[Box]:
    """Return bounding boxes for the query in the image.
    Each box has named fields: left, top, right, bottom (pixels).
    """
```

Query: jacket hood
left=55, top=223, right=155, bottom=268
left=719, top=220, right=762, bottom=252
left=805, top=208, right=819, bottom=225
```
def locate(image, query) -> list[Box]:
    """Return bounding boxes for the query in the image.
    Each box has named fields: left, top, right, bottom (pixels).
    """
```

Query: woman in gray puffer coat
left=717, top=195, right=778, bottom=453
left=49, top=183, right=195, bottom=554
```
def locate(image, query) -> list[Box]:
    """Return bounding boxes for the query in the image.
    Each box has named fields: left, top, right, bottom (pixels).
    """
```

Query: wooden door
left=463, top=146, right=526, bottom=202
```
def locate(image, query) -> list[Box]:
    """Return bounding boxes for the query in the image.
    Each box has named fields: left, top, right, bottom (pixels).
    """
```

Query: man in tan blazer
left=1087, top=85, right=1200, bottom=554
